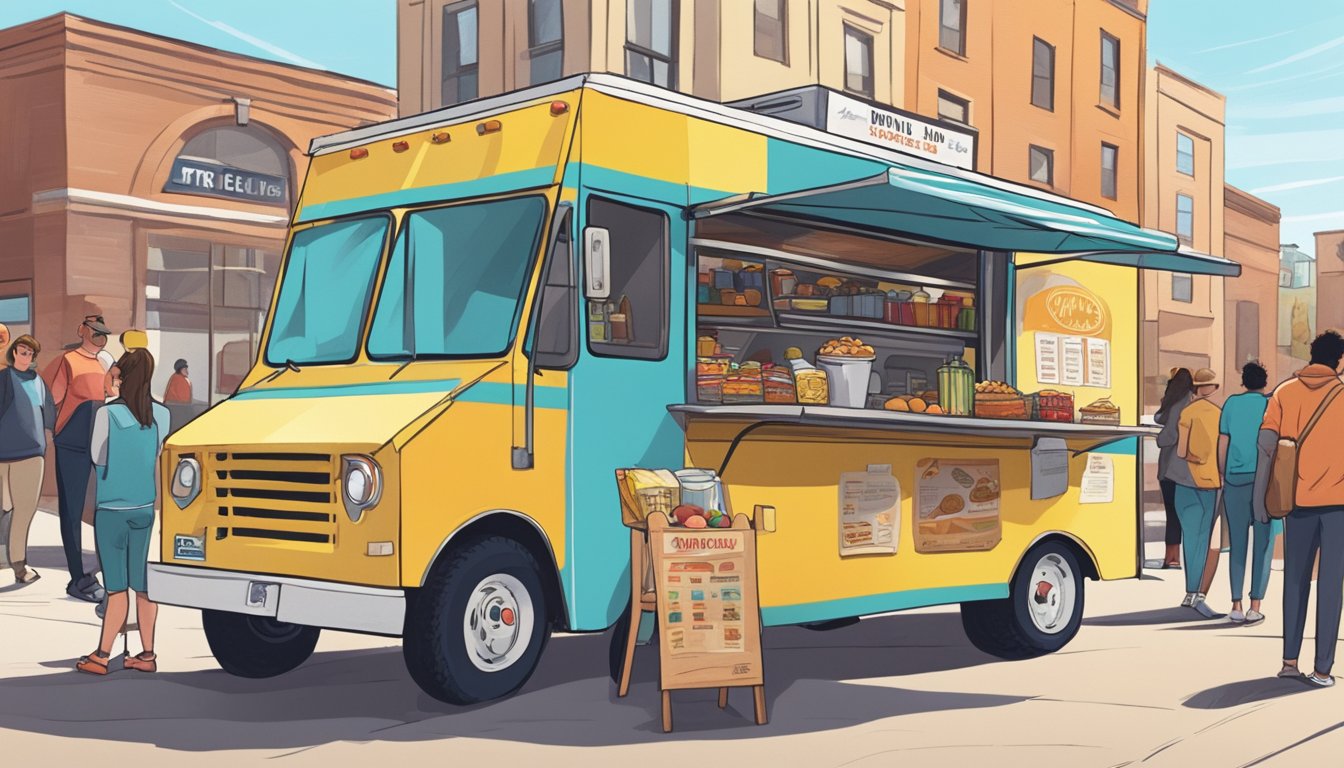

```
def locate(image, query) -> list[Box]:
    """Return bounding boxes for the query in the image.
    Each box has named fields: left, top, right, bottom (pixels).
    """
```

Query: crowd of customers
left=0, top=317, right=169, bottom=677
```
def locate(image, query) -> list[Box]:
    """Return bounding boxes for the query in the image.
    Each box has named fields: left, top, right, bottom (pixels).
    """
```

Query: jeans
left=1175, top=485, right=1218, bottom=594
left=1224, top=473, right=1279, bottom=601
left=1160, top=478, right=1182, bottom=546
left=1283, top=506, right=1344, bottom=675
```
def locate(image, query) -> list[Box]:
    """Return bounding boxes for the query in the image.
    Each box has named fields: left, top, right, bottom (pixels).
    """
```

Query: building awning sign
left=164, top=156, right=287, bottom=206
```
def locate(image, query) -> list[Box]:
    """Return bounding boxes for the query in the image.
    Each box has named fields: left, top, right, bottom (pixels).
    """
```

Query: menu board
left=839, top=465, right=900, bottom=557
left=914, top=459, right=1002, bottom=553
left=1034, top=332, right=1111, bottom=388
left=649, top=515, right=764, bottom=692
left=1080, top=455, right=1114, bottom=504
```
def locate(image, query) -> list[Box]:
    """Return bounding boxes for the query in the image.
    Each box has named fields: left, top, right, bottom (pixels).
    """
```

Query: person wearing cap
left=164, top=359, right=192, bottom=404
left=43, top=314, right=115, bottom=603
left=1175, top=367, right=1224, bottom=618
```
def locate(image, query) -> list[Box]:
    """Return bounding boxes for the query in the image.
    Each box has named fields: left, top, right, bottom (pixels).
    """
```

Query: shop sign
left=164, top=157, right=287, bottom=206
left=825, top=92, right=976, bottom=170
left=1023, top=284, right=1111, bottom=339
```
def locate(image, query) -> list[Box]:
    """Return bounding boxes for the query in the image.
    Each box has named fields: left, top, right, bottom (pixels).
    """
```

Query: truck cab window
left=368, top=196, right=547, bottom=359
left=586, top=198, right=669, bottom=360
left=531, top=209, right=577, bottom=369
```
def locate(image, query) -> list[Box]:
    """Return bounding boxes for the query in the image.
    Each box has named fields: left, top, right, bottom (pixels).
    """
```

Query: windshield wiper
left=388, top=355, right=416, bottom=380
left=240, top=359, right=301, bottom=392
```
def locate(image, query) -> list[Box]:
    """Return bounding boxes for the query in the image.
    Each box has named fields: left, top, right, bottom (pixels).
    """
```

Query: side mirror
left=584, top=226, right=611, bottom=300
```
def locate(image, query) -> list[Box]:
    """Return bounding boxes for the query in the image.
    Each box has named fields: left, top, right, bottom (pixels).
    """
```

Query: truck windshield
left=265, top=216, right=390, bottom=366
left=368, top=196, right=547, bottom=359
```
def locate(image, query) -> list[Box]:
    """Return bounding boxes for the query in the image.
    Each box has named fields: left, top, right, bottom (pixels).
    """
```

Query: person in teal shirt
left=1219, top=361, right=1277, bottom=626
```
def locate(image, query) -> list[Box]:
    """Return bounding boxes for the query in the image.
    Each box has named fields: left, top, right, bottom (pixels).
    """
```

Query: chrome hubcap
left=1027, top=553, right=1075, bottom=634
left=463, top=574, right=533, bottom=672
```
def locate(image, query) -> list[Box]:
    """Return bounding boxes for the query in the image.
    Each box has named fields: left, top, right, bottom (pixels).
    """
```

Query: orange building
left=1141, top=64, right=1225, bottom=409
left=1223, top=184, right=1280, bottom=387
left=1316, top=228, right=1344, bottom=338
left=903, top=0, right=1148, bottom=221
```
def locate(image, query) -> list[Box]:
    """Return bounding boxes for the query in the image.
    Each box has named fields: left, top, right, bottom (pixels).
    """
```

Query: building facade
left=1140, top=64, right=1225, bottom=410
left=0, top=14, right=395, bottom=411
left=398, top=0, right=909, bottom=116
left=1316, top=228, right=1344, bottom=338
left=1222, top=184, right=1280, bottom=387
left=1279, top=243, right=1315, bottom=379
left=903, top=0, right=1148, bottom=221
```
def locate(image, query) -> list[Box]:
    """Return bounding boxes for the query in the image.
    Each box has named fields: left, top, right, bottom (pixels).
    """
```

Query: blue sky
left=1, top=1, right=1340, bottom=254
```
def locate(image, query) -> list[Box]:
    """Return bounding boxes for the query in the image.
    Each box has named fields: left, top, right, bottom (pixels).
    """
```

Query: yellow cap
left=784, top=346, right=803, bottom=360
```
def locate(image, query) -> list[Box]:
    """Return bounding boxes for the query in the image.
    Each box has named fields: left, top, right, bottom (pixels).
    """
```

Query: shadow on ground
left=1182, top=676, right=1320, bottom=709
left=0, top=612, right=1026, bottom=750
left=1083, top=606, right=1207, bottom=627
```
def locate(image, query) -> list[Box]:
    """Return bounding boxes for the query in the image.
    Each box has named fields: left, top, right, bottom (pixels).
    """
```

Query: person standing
left=0, top=336, right=55, bottom=585
left=1256, top=331, right=1344, bottom=687
left=163, top=359, right=192, bottom=404
left=1175, top=368, right=1224, bottom=618
left=1155, top=368, right=1194, bottom=569
left=75, top=348, right=170, bottom=675
left=45, top=314, right=115, bottom=603
left=1219, top=361, right=1276, bottom=625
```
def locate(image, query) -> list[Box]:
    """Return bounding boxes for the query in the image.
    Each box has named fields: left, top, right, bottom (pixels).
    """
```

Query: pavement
left=2, top=506, right=1342, bottom=767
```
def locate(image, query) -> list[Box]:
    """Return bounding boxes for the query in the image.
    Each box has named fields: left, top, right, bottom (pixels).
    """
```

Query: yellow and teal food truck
left=148, top=75, right=1240, bottom=704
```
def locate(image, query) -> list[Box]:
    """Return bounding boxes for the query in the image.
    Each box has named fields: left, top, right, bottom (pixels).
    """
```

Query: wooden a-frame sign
left=646, top=512, right=766, bottom=732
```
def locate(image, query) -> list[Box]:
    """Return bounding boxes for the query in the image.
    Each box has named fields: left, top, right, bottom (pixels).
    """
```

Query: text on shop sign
left=164, top=157, right=287, bottom=206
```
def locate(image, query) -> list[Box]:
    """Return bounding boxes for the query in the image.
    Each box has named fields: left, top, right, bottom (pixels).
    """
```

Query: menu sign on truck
left=839, top=465, right=900, bottom=557
left=826, top=92, right=977, bottom=170
left=914, top=459, right=1002, bottom=553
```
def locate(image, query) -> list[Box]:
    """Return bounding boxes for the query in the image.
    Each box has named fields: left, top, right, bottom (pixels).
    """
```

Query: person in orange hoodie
left=1257, top=330, right=1344, bottom=687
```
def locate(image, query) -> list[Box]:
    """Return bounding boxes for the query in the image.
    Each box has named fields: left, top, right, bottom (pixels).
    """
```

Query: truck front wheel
left=403, top=536, right=551, bottom=705
left=960, top=540, right=1085, bottom=659
left=201, top=610, right=320, bottom=678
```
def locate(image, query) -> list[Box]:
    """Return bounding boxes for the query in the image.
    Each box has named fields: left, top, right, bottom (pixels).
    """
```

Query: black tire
left=960, top=540, right=1085, bottom=660
left=403, top=535, right=551, bottom=705
left=201, top=609, right=320, bottom=678
left=608, top=603, right=658, bottom=684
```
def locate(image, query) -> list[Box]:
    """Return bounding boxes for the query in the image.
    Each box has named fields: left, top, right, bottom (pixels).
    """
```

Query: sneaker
left=1306, top=672, right=1335, bottom=688
left=1181, top=593, right=1196, bottom=608
left=1191, top=597, right=1221, bottom=619
left=1229, top=609, right=1246, bottom=623
left=67, top=576, right=106, bottom=604
left=1279, top=664, right=1303, bottom=678
left=94, top=597, right=107, bottom=620
left=1245, top=610, right=1266, bottom=626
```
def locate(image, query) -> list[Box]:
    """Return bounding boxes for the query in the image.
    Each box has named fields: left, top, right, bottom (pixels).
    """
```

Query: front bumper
left=148, top=563, right=406, bottom=636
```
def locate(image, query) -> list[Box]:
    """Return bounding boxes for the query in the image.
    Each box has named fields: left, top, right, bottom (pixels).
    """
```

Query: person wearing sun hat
left=1175, top=367, right=1224, bottom=618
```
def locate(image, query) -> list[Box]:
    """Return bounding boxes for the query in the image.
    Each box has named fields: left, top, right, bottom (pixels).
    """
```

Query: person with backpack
left=1175, top=368, right=1225, bottom=618
left=75, top=348, right=170, bottom=676
left=1257, top=331, right=1344, bottom=687
left=1219, top=361, right=1277, bottom=626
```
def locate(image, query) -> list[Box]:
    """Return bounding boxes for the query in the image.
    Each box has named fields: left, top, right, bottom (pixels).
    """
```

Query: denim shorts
left=94, top=506, right=155, bottom=593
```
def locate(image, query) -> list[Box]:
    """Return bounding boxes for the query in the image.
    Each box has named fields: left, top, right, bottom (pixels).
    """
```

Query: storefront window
left=147, top=235, right=280, bottom=406
left=0, top=289, right=32, bottom=339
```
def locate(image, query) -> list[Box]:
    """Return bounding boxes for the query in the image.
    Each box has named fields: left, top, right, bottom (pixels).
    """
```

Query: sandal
left=14, top=567, right=39, bottom=585
left=76, top=650, right=111, bottom=676
left=123, top=651, right=157, bottom=673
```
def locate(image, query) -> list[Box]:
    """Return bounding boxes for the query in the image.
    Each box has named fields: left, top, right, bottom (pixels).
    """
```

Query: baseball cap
left=83, top=315, right=112, bottom=335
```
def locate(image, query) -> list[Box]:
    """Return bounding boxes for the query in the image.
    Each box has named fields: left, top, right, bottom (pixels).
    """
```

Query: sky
left=0, top=1, right=1340, bottom=255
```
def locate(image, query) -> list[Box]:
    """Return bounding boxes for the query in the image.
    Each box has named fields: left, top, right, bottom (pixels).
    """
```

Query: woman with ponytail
left=76, top=347, right=170, bottom=675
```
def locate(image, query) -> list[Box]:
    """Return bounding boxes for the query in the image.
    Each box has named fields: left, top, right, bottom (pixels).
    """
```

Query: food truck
left=147, top=74, right=1241, bottom=705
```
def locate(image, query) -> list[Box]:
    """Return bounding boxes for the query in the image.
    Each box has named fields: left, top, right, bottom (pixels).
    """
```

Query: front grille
left=213, top=452, right=338, bottom=545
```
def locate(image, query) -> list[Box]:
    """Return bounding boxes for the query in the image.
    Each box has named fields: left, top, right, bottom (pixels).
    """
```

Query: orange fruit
left=926, top=404, right=944, bottom=414
left=908, top=398, right=928, bottom=413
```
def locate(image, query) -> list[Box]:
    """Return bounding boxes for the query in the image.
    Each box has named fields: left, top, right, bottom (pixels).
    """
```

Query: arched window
left=165, top=125, right=291, bottom=208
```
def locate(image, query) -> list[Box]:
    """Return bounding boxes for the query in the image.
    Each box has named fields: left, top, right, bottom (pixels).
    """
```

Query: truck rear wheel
left=403, top=535, right=551, bottom=705
left=960, top=540, right=1084, bottom=660
left=201, top=609, right=320, bottom=678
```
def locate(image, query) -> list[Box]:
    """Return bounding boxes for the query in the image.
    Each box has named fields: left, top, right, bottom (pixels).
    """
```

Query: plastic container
left=675, top=468, right=724, bottom=513
left=855, top=293, right=884, bottom=319
left=829, top=295, right=852, bottom=316
left=712, top=269, right=736, bottom=290
left=794, top=368, right=829, bottom=403
left=816, top=354, right=876, bottom=408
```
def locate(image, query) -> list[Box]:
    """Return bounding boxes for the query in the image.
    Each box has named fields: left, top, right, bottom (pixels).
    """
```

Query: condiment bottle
left=588, top=300, right=608, bottom=342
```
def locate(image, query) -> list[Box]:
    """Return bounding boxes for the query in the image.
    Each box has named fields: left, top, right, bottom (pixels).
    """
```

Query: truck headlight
left=170, top=457, right=201, bottom=509
left=341, top=455, right=382, bottom=522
